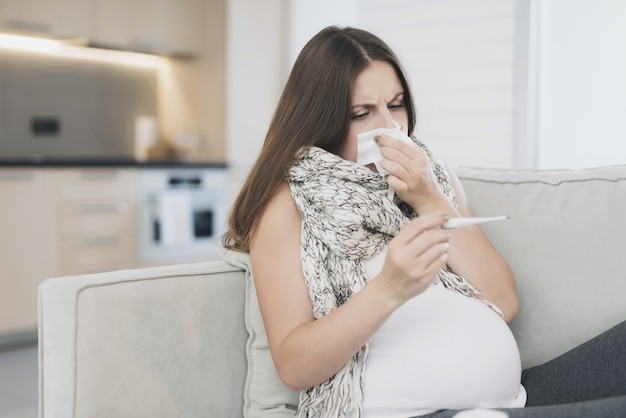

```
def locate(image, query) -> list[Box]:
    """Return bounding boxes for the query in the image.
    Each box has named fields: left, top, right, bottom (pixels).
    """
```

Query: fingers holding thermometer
left=380, top=213, right=452, bottom=302
left=378, top=214, right=510, bottom=303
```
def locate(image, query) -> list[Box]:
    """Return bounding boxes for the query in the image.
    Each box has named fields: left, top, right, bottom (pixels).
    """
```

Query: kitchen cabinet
left=0, top=0, right=202, bottom=56
left=90, top=0, right=201, bottom=56
left=0, top=167, right=139, bottom=338
left=60, top=169, right=138, bottom=275
left=0, top=169, right=61, bottom=335
left=0, top=0, right=92, bottom=38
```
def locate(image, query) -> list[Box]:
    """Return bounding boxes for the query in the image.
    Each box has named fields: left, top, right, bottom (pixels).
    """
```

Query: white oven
left=138, top=168, right=228, bottom=264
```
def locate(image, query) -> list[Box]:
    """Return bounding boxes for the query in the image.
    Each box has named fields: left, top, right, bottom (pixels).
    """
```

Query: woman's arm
left=379, top=137, right=519, bottom=322
left=440, top=163, right=518, bottom=322
left=250, top=182, right=451, bottom=390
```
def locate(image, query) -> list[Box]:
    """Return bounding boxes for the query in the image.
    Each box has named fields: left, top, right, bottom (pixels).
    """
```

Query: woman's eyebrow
left=389, top=92, right=404, bottom=102
left=350, top=103, right=374, bottom=111
left=351, top=92, right=405, bottom=109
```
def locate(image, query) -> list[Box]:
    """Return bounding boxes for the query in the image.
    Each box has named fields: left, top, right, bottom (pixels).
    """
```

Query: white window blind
left=357, top=0, right=520, bottom=168
left=534, top=0, right=626, bottom=169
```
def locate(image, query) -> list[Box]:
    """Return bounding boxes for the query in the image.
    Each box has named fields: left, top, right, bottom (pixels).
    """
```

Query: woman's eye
left=352, top=112, right=369, bottom=120
left=389, top=102, right=405, bottom=109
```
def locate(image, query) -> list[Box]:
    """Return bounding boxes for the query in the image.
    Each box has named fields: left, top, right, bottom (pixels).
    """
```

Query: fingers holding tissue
left=356, top=122, right=414, bottom=176
left=356, top=123, right=444, bottom=211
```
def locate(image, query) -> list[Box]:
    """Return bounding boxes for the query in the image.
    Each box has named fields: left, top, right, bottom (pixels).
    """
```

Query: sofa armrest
left=38, top=260, right=247, bottom=418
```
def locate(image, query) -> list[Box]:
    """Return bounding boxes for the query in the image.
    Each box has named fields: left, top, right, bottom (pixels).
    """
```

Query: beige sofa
left=38, top=165, right=626, bottom=417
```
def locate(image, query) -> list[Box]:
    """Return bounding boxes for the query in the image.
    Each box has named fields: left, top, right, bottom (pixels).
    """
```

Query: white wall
left=534, top=0, right=626, bottom=169
left=225, top=0, right=287, bottom=201
left=287, top=0, right=357, bottom=67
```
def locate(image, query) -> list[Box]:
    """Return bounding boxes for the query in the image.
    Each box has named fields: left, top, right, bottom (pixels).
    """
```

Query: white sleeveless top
left=359, top=249, right=526, bottom=418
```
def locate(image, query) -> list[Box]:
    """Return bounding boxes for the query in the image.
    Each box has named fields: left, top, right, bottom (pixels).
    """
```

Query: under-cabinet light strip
left=0, top=33, right=165, bottom=69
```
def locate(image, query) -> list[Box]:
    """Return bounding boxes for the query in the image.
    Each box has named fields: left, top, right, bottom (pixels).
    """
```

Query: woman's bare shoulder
left=250, top=182, right=312, bottom=329
left=262, top=181, right=300, bottom=227
left=251, top=181, right=301, bottom=254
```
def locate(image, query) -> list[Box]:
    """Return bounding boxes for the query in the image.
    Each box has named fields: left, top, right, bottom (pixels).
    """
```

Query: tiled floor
left=0, top=344, right=38, bottom=418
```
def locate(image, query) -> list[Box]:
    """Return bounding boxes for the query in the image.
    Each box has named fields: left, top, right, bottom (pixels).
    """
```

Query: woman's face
left=341, top=60, right=409, bottom=162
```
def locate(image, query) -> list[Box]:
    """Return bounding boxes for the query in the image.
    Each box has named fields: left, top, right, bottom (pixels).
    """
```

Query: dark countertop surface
left=0, top=157, right=228, bottom=169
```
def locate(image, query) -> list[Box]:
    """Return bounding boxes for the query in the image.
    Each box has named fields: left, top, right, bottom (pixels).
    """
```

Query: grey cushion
left=220, top=249, right=300, bottom=417
left=457, top=165, right=626, bottom=368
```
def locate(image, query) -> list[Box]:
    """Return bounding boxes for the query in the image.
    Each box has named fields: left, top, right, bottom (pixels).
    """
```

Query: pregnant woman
left=224, top=26, right=626, bottom=417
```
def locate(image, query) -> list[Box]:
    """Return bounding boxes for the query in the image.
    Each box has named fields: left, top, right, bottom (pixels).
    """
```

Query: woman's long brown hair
left=223, top=26, right=416, bottom=252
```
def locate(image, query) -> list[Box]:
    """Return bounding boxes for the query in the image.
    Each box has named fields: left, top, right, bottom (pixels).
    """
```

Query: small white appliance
left=138, top=167, right=228, bottom=264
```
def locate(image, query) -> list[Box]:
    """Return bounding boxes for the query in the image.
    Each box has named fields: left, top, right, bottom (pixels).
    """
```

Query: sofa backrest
left=457, top=165, right=626, bottom=368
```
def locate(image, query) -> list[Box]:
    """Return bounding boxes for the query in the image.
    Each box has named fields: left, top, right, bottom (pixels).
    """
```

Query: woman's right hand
left=377, top=212, right=451, bottom=303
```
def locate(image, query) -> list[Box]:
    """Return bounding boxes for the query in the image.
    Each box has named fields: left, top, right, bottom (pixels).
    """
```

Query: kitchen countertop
left=0, top=157, right=227, bottom=169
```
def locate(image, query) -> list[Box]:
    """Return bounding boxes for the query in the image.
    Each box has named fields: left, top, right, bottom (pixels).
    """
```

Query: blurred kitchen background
left=1, top=0, right=625, bottom=415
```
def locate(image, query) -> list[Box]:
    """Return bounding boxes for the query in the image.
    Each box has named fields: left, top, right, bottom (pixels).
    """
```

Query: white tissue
left=356, top=121, right=416, bottom=200
left=356, top=121, right=414, bottom=175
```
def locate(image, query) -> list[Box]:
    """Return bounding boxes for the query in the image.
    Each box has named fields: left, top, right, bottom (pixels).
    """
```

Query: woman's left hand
left=377, top=135, right=448, bottom=213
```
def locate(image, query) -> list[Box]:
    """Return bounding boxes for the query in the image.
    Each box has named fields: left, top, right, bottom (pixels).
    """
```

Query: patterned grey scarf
left=287, top=139, right=483, bottom=418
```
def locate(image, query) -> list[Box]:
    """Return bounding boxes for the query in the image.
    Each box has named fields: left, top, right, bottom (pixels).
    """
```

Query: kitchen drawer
left=61, top=257, right=137, bottom=276
left=61, top=169, right=137, bottom=199
left=61, top=200, right=136, bottom=232
left=61, top=230, right=136, bottom=272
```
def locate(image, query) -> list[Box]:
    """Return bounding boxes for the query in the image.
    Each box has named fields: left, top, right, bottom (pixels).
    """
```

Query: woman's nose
left=377, top=108, right=397, bottom=129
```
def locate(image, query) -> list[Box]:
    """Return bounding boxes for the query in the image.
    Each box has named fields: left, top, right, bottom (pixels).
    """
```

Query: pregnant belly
left=362, top=282, right=525, bottom=417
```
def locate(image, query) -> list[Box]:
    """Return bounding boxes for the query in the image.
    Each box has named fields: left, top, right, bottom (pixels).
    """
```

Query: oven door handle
left=80, top=235, right=126, bottom=247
